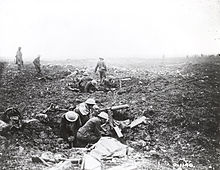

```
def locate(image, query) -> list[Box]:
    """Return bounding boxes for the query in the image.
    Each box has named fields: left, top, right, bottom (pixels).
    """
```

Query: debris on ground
left=0, top=56, right=219, bottom=169
left=128, top=116, right=147, bottom=128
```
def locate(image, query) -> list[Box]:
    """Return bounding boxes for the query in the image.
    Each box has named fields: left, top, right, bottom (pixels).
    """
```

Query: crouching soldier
left=84, top=79, right=98, bottom=93
left=78, top=78, right=98, bottom=93
left=103, top=76, right=117, bottom=91
left=76, top=112, right=109, bottom=147
left=60, top=111, right=81, bottom=148
left=74, top=98, right=96, bottom=126
left=33, top=55, right=41, bottom=74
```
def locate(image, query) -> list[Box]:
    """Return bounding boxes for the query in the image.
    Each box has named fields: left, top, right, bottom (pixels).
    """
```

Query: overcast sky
left=0, top=0, right=220, bottom=61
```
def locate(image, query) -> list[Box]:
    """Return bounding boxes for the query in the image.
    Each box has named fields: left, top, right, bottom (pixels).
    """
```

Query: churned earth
left=0, top=56, right=219, bottom=169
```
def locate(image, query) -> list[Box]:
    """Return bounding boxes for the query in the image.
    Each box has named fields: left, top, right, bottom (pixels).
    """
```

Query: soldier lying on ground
left=76, top=112, right=109, bottom=147
left=102, top=76, right=118, bottom=92
left=0, top=107, right=23, bottom=136
left=1, top=107, right=22, bottom=130
left=84, top=79, right=98, bottom=93
left=68, top=77, right=98, bottom=93
left=78, top=77, right=98, bottom=93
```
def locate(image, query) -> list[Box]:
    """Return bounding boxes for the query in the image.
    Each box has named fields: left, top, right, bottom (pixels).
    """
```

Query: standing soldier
left=15, top=47, right=23, bottom=70
left=33, top=55, right=41, bottom=74
left=95, top=57, right=107, bottom=84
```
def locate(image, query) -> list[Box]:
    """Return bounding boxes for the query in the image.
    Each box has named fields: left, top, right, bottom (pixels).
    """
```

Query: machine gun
left=100, top=104, right=129, bottom=112
left=114, top=77, right=131, bottom=89
left=100, top=104, right=129, bottom=138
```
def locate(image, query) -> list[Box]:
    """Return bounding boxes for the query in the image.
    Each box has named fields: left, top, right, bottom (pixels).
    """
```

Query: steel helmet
left=85, top=98, right=96, bottom=105
left=64, top=111, right=79, bottom=122
left=108, top=75, right=115, bottom=80
left=83, top=72, right=89, bottom=76
left=91, top=80, right=97, bottom=86
left=97, top=112, right=109, bottom=120
left=93, top=104, right=99, bottom=110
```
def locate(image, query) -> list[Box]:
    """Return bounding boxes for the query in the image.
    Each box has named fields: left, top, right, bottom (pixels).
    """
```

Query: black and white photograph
left=0, top=0, right=220, bottom=169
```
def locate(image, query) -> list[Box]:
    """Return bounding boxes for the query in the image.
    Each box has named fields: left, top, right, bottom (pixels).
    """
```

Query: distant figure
left=95, top=57, right=107, bottom=84
left=15, top=47, right=23, bottom=70
left=84, top=79, right=98, bottom=93
left=78, top=77, right=98, bottom=93
left=33, top=55, right=41, bottom=74
left=76, top=112, right=109, bottom=147
left=78, top=77, right=93, bottom=92
left=103, top=76, right=117, bottom=91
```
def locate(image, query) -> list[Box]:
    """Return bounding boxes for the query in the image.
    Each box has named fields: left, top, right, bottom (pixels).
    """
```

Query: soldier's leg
left=100, top=71, right=104, bottom=84
left=37, top=66, right=41, bottom=74
left=89, top=135, right=100, bottom=143
left=103, top=71, right=106, bottom=79
left=76, top=133, right=89, bottom=147
left=18, top=63, right=21, bottom=70
left=99, top=71, right=102, bottom=83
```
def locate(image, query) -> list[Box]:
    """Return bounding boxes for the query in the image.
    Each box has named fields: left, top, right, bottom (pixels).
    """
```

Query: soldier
left=92, top=104, right=100, bottom=117
left=74, top=98, right=96, bottom=126
left=15, top=47, right=24, bottom=70
left=33, top=55, right=41, bottom=74
left=103, top=76, right=117, bottom=91
left=78, top=77, right=93, bottom=92
left=60, top=111, right=81, bottom=147
left=84, top=79, right=98, bottom=93
left=95, top=57, right=107, bottom=84
left=76, top=112, right=109, bottom=147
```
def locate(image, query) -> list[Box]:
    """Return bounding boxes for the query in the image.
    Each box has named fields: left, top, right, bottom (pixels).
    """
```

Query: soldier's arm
left=94, top=62, right=99, bottom=73
left=84, top=82, right=90, bottom=93
left=93, top=120, right=102, bottom=137
left=104, top=62, right=107, bottom=71
left=60, top=119, right=68, bottom=140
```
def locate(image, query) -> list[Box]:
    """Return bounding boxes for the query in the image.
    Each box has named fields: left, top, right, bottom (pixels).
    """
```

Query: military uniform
left=15, top=48, right=23, bottom=70
left=95, top=59, right=107, bottom=84
left=74, top=103, right=91, bottom=126
left=76, top=117, right=102, bottom=146
left=60, top=113, right=81, bottom=147
left=33, top=56, right=41, bottom=74
left=84, top=81, right=97, bottom=93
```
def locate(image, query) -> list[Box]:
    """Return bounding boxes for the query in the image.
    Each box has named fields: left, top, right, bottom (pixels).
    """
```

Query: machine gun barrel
left=100, top=104, right=129, bottom=112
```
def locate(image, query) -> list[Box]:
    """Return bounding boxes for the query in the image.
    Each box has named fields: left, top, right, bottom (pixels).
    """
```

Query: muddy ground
left=0, top=56, right=219, bottom=169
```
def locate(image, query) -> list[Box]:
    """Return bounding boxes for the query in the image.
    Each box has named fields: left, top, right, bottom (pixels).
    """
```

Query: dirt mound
left=0, top=57, right=220, bottom=169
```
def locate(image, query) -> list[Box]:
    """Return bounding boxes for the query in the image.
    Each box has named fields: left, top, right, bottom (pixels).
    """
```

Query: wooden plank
left=129, top=116, right=147, bottom=128
left=113, top=126, right=123, bottom=138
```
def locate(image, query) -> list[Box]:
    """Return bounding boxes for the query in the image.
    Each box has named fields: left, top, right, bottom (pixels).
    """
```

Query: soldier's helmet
left=97, top=112, right=109, bottom=121
left=65, top=111, right=79, bottom=122
left=91, top=80, right=97, bottom=86
left=85, top=98, right=96, bottom=105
